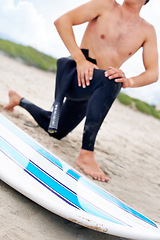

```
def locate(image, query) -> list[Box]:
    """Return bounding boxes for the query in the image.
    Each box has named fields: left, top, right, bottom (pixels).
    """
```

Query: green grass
left=117, top=92, right=133, bottom=106
left=117, top=92, right=160, bottom=120
left=0, top=39, right=57, bottom=71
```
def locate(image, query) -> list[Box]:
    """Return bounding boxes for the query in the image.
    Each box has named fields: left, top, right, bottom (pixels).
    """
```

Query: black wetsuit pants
left=20, top=49, right=122, bottom=151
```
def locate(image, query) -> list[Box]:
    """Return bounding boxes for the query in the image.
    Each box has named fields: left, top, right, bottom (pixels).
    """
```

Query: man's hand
left=76, top=58, right=98, bottom=88
left=105, top=67, right=133, bottom=88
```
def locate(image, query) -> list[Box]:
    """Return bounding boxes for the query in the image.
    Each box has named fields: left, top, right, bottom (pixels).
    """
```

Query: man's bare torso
left=80, top=1, right=149, bottom=69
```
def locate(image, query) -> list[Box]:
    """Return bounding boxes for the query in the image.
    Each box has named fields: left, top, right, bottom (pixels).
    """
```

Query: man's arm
left=105, top=25, right=159, bottom=88
left=54, top=1, right=98, bottom=61
left=128, top=25, right=159, bottom=88
left=54, top=0, right=112, bottom=88
left=54, top=0, right=100, bottom=88
left=54, top=0, right=110, bottom=61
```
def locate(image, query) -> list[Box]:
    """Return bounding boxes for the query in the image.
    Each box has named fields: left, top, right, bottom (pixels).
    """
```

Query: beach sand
left=0, top=53, right=160, bottom=240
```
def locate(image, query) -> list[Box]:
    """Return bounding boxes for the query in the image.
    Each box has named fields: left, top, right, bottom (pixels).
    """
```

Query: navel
left=100, top=34, right=105, bottom=39
left=129, top=52, right=132, bottom=56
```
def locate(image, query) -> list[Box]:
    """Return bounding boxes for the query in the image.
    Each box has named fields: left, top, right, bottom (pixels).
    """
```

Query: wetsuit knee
left=48, top=130, right=67, bottom=140
left=93, top=68, right=122, bottom=98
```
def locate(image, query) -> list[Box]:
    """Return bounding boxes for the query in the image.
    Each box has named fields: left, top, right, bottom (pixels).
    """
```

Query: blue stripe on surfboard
left=66, top=169, right=157, bottom=228
left=0, top=136, right=29, bottom=169
left=66, top=168, right=157, bottom=229
left=79, top=179, right=157, bottom=228
left=0, top=115, right=63, bottom=170
left=0, top=137, right=80, bottom=208
left=67, top=169, right=81, bottom=181
left=29, top=159, right=76, bottom=196
left=0, top=146, right=77, bottom=209
left=0, top=136, right=127, bottom=226
left=25, top=169, right=77, bottom=208
left=0, top=114, right=157, bottom=228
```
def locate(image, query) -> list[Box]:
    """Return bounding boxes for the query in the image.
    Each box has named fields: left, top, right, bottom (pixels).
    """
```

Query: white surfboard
left=0, top=113, right=160, bottom=240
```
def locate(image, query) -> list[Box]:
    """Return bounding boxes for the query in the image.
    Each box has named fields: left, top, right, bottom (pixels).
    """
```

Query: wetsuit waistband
left=81, top=49, right=97, bottom=65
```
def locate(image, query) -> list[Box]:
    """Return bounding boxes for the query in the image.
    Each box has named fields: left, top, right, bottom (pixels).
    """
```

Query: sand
left=0, top=52, right=160, bottom=240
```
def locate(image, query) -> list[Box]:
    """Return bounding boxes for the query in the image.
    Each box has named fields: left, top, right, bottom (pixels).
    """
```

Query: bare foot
left=3, top=90, right=22, bottom=112
left=76, top=149, right=110, bottom=182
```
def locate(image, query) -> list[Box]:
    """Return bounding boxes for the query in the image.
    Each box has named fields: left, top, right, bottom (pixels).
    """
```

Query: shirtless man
left=4, top=0, right=159, bottom=182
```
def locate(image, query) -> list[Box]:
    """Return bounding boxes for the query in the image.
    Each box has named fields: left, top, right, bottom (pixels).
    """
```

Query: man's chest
left=96, top=15, right=145, bottom=58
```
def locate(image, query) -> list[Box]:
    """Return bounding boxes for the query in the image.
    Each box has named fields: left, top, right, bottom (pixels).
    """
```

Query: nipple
left=100, top=34, right=105, bottom=39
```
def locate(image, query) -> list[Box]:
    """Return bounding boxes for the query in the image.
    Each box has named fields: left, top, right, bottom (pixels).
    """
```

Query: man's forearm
left=54, top=16, right=85, bottom=63
left=105, top=67, right=159, bottom=88
left=54, top=14, right=98, bottom=88
left=128, top=69, right=159, bottom=88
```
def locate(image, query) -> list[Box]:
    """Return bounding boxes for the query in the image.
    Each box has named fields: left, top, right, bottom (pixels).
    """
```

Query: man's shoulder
left=140, top=18, right=157, bottom=42
left=140, top=17, right=155, bottom=31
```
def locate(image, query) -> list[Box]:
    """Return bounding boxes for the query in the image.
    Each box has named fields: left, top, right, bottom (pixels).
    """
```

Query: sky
left=0, top=0, right=160, bottom=105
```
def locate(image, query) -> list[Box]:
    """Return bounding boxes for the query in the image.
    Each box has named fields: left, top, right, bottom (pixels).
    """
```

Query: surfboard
left=0, top=113, right=160, bottom=240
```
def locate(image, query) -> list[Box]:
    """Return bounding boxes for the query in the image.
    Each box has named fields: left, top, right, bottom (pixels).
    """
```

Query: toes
left=92, top=172, right=110, bottom=182
left=97, top=174, right=102, bottom=181
left=104, top=176, right=110, bottom=182
left=76, top=159, right=110, bottom=183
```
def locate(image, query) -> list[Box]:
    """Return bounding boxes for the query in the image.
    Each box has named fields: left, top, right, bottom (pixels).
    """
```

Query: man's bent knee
left=48, top=131, right=64, bottom=140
